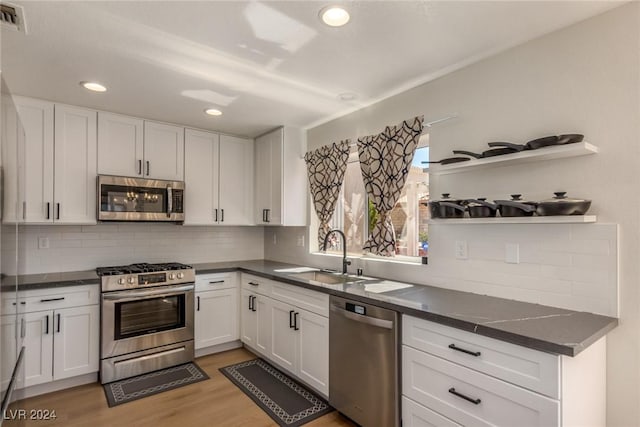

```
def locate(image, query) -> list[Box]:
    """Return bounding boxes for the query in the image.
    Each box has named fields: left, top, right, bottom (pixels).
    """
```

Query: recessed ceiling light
left=80, top=81, right=107, bottom=92
left=338, top=92, right=357, bottom=101
left=320, top=6, right=350, bottom=27
left=204, top=108, right=222, bottom=116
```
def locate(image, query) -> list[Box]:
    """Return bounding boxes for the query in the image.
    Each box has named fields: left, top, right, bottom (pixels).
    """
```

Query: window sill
left=311, top=252, right=424, bottom=266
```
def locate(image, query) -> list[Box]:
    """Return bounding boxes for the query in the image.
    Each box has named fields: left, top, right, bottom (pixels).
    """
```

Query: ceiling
left=0, top=1, right=622, bottom=138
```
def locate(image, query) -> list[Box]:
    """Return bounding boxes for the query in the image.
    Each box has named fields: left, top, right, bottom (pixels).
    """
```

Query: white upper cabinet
left=98, top=114, right=184, bottom=181
left=219, top=134, right=254, bottom=225
left=1, top=97, right=96, bottom=224
left=97, top=112, right=143, bottom=178
left=254, top=126, right=307, bottom=226
left=143, top=121, right=184, bottom=181
left=184, top=129, right=253, bottom=225
left=54, top=104, right=97, bottom=224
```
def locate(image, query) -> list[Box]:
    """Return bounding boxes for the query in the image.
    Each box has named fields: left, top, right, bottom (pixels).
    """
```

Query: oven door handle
left=102, top=284, right=194, bottom=301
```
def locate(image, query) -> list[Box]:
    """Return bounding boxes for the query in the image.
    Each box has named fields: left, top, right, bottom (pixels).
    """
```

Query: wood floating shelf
left=429, top=215, right=597, bottom=225
left=432, top=142, right=598, bottom=175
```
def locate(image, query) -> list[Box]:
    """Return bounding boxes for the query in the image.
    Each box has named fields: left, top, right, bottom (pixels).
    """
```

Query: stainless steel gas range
left=96, top=263, right=195, bottom=384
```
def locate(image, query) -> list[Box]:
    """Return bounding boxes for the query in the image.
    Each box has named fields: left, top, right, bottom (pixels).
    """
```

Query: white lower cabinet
left=401, top=315, right=606, bottom=427
left=15, top=288, right=100, bottom=389
left=240, top=274, right=329, bottom=396
left=195, top=273, right=239, bottom=350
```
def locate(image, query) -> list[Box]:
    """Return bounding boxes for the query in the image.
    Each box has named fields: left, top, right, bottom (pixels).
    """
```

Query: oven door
left=101, top=284, right=194, bottom=359
left=97, top=175, right=184, bottom=222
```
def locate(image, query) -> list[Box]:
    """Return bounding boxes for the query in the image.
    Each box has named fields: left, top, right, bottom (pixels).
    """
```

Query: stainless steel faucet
left=322, top=229, right=351, bottom=274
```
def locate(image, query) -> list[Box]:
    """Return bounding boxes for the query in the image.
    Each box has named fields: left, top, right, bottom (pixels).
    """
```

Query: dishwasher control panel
left=346, top=302, right=366, bottom=315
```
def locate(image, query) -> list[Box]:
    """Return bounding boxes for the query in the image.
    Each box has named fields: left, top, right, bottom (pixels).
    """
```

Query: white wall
left=2, top=224, right=264, bottom=275
left=265, top=4, right=640, bottom=426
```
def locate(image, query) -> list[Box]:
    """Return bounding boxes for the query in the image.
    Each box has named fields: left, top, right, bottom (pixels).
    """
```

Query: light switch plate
left=38, top=237, right=49, bottom=249
left=505, top=243, right=519, bottom=264
left=455, top=240, right=468, bottom=259
left=297, top=235, right=305, bottom=247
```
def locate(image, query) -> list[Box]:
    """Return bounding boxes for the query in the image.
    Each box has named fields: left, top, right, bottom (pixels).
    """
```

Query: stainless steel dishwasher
left=329, top=295, right=399, bottom=427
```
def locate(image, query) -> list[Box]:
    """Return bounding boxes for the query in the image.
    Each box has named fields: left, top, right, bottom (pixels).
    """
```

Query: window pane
left=328, top=160, right=366, bottom=255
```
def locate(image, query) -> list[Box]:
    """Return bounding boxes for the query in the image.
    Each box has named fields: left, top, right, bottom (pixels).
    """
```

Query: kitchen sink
left=287, top=270, right=365, bottom=285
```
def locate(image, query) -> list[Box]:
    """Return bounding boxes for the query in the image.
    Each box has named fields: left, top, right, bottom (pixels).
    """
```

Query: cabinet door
left=53, top=305, right=99, bottom=381
left=267, top=128, right=283, bottom=225
left=297, top=309, right=328, bottom=396
left=97, top=112, right=144, bottom=177
left=1, top=315, right=18, bottom=390
left=254, top=133, right=271, bottom=224
left=184, top=129, right=218, bottom=225
left=269, top=299, right=297, bottom=374
left=23, top=311, right=54, bottom=387
left=54, top=105, right=97, bottom=224
left=255, top=295, right=271, bottom=356
left=14, top=96, right=54, bottom=223
left=240, top=289, right=257, bottom=348
left=1, top=97, right=21, bottom=222
left=195, top=288, right=238, bottom=349
left=219, top=135, right=254, bottom=225
left=143, top=121, right=184, bottom=181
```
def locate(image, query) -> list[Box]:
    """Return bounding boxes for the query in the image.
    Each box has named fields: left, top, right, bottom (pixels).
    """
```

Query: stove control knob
left=169, top=273, right=176, bottom=280
left=177, top=272, right=184, bottom=279
left=117, top=278, right=125, bottom=285
left=127, top=277, right=135, bottom=285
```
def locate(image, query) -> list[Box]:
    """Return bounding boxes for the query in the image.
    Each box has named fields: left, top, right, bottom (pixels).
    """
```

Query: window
left=326, top=138, right=430, bottom=260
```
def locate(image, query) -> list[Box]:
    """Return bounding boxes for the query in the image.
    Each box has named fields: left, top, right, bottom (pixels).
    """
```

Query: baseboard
left=14, top=373, right=98, bottom=400
left=195, top=340, right=242, bottom=358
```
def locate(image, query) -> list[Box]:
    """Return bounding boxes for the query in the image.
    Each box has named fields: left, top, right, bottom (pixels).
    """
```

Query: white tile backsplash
left=2, top=223, right=264, bottom=275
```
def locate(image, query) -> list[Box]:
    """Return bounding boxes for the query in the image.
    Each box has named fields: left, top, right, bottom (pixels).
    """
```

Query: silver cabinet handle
left=330, top=304, right=394, bottom=329
left=146, top=161, right=150, bottom=176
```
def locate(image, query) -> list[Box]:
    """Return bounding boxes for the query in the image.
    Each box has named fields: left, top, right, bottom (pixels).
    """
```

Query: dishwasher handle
left=330, top=304, right=394, bottom=330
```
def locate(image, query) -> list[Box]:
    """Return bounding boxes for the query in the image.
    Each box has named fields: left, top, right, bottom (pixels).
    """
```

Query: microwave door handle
left=167, top=186, right=172, bottom=218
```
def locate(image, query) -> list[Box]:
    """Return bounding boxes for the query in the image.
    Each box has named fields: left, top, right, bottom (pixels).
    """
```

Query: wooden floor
left=7, top=348, right=356, bottom=427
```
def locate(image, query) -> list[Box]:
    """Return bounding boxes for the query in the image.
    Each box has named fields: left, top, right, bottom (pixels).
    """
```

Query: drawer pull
left=11, top=302, right=26, bottom=306
left=208, top=280, right=225, bottom=285
left=197, top=296, right=200, bottom=311
left=248, top=281, right=260, bottom=286
left=448, top=344, right=481, bottom=357
left=448, top=387, right=481, bottom=405
left=289, top=310, right=295, bottom=328
left=40, top=297, right=65, bottom=303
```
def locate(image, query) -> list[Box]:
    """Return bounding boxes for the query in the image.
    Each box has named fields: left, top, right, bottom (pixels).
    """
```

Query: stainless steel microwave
left=97, top=175, right=185, bottom=222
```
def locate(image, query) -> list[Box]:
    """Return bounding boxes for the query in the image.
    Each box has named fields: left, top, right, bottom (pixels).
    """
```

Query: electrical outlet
left=297, top=235, right=305, bottom=247
left=455, top=240, right=468, bottom=260
left=273, top=233, right=277, bottom=245
left=38, top=237, right=49, bottom=249
left=505, top=243, right=520, bottom=264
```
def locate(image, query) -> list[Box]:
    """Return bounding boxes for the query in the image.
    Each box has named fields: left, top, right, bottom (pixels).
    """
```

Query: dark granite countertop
left=3, top=259, right=617, bottom=357
left=195, top=260, right=618, bottom=357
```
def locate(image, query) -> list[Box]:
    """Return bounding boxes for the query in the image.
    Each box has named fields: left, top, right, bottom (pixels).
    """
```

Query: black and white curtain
left=304, top=141, right=351, bottom=248
left=357, top=116, right=424, bottom=256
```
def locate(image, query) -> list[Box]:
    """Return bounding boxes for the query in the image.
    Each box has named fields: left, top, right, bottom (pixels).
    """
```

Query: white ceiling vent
left=0, top=3, right=27, bottom=34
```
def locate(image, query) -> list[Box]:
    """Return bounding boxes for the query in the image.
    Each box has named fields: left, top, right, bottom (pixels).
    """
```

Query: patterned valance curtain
left=357, top=116, right=424, bottom=256
left=304, top=140, right=351, bottom=248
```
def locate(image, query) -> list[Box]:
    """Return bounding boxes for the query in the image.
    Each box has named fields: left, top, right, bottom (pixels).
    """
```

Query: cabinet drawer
left=402, top=315, right=560, bottom=398
left=402, top=396, right=462, bottom=427
left=21, top=285, right=99, bottom=313
left=241, top=274, right=272, bottom=296
left=403, top=345, right=559, bottom=427
left=271, top=282, right=328, bottom=317
left=196, top=272, right=237, bottom=291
